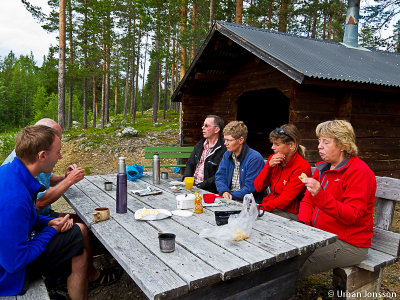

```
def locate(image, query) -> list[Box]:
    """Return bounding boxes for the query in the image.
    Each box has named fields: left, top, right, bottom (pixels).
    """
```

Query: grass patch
left=0, top=133, right=17, bottom=163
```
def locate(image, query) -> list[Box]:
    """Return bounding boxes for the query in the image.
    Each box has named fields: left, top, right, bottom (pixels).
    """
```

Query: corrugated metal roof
left=217, top=21, right=400, bottom=87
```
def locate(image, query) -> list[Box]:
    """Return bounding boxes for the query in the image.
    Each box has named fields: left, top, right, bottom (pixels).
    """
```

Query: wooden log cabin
left=171, top=21, right=400, bottom=178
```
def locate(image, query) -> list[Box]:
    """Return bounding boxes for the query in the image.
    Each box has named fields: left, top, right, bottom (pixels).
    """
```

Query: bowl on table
left=214, top=210, right=241, bottom=226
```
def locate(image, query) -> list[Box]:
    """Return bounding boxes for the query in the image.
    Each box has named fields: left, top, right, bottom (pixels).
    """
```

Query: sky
left=0, top=0, right=57, bottom=66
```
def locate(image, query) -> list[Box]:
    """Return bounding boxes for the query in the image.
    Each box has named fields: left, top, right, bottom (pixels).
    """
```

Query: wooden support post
left=333, top=267, right=382, bottom=300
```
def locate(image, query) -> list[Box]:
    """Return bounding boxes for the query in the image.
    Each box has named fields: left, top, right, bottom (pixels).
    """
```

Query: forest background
left=0, top=0, right=399, bottom=133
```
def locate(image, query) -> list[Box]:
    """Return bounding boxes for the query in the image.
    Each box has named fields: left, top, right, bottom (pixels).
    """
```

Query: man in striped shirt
left=183, top=115, right=227, bottom=193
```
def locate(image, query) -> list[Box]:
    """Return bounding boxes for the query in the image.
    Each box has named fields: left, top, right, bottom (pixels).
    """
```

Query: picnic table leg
left=175, top=254, right=310, bottom=300
left=332, top=267, right=382, bottom=300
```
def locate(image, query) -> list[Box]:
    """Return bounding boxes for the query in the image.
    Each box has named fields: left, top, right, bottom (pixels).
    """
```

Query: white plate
left=171, top=210, right=193, bottom=217
left=134, top=208, right=172, bottom=220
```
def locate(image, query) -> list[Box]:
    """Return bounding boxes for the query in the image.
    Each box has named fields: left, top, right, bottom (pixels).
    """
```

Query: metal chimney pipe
left=343, top=0, right=360, bottom=47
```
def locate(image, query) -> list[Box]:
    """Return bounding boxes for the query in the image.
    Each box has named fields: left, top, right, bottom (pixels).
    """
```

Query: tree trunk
left=328, top=2, right=333, bottom=40
left=130, top=18, right=136, bottom=119
left=267, top=1, right=273, bottom=29
left=101, top=61, right=105, bottom=129
left=322, top=6, right=327, bottom=40
left=58, top=0, right=66, bottom=130
left=153, top=41, right=160, bottom=124
left=123, top=19, right=131, bottom=118
left=83, top=0, right=88, bottom=129
left=163, top=18, right=171, bottom=119
left=209, top=0, right=214, bottom=29
left=248, top=0, right=253, bottom=26
left=190, top=1, right=198, bottom=62
left=153, top=6, right=161, bottom=125
left=278, top=0, right=289, bottom=33
left=170, top=33, right=176, bottom=106
left=235, top=0, right=243, bottom=24
left=114, top=49, right=119, bottom=115
left=141, top=33, right=149, bottom=116
left=134, top=17, right=142, bottom=122
left=105, top=44, right=110, bottom=123
left=311, top=0, right=319, bottom=38
left=180, top=0, right=187, bottom=80
left=124, top=59, right=130, bottom=117
left=92, top=69, right=96, bottom=128
left=67, top=0, right=73, bottom=128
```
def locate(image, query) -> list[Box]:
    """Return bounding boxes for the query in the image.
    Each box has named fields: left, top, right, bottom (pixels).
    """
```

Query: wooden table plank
left=138, top=174, right=336, bottom=257
left=91, top=175, right=254, bottom=280
left=64, top=180, right=189, bottom=300
left=120, top=175, right=278, bottom=271
left=134, top=174, right=332, bottom=267
left=79, top=176, right=224, bottom=292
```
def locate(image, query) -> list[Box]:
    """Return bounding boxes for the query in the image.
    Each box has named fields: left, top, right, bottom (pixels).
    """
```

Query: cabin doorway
left=236, top=88, right=289, bottom=158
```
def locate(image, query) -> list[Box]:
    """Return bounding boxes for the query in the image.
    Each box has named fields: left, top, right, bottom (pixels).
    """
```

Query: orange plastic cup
left=184, top=177, right=194, bottom=189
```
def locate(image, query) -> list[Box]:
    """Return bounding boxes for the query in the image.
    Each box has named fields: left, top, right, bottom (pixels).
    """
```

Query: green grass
left=0, top=133, right=17, bottom=163
left=0, top=110, right=179, bottom=163
left=64, top=110, right=179, bottom=140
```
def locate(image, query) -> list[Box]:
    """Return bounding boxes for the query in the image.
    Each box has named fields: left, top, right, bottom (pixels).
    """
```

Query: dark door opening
left=237, top=89, right=289, bottom=158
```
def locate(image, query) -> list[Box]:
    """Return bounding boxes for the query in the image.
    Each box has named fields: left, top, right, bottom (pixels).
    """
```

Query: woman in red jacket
left=298, top=120, right=376, bottom=277
left=254, top=124, right=311, bottom=220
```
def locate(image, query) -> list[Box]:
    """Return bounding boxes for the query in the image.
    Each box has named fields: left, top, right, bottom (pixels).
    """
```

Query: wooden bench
left=332, top=176, right=400, bottom=299
left=0, top=279, right=50, bottom=300
left=144, top=146, right=194, bottom=168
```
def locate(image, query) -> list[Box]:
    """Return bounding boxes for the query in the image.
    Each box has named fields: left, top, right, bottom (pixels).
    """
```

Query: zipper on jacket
left=206, top=145, right=221, bottom=160
left=313, top=209, right=319, bottom=227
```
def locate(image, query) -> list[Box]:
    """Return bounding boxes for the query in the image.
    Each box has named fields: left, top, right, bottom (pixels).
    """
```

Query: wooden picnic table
left=63, top=173, right=337, bottom=300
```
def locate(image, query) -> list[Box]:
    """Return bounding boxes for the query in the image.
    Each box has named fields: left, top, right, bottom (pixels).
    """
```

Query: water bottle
left=116, top=157, right=127, bottom=213
left=152, top=153, right=160, bottom=184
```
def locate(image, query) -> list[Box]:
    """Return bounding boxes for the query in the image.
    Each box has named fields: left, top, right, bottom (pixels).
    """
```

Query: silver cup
left=104, top=181, right=112, bottom=191
left=158, top=233, right=176, bottom=253
left=161, top=172, right=168, bottom=179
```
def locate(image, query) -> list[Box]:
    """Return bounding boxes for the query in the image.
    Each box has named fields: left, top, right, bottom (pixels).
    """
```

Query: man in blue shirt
left=0, top=125, right=120, bottom=298
left=2, top=118, right=85, bottom=217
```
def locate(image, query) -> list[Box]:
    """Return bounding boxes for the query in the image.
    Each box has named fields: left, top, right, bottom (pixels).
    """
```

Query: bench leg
left=332, top=267, right=382, bottom=300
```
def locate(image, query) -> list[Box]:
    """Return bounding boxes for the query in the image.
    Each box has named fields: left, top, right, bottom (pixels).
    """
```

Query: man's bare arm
left=36, top=168, right=85, bottom=210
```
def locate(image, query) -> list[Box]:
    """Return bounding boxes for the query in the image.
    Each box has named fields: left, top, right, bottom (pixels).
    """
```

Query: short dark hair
left=15, top=125, right=60, bottom=164
left=207, top=115, right=224, bottom=134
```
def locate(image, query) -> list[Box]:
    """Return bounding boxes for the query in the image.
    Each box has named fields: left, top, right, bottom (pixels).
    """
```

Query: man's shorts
left=20, top=224, right=84, bottom=294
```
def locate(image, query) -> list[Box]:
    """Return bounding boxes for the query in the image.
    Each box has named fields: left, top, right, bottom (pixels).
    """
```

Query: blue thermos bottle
left=116, top=157, right=127, bottom=213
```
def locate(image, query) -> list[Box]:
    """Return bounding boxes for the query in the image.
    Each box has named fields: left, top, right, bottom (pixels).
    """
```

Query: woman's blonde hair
left=316, top=120, right=358, bottom=157
left=269, top=124, right=306, bottom=158
left=223, top=121, right=248, bottom=140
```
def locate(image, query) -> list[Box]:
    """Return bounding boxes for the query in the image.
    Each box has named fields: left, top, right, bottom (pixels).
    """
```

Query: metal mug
left=104, top=181, right=112, bottom=191
left=161, top=172, right=168, bottom=179
left=158, top=233, right=176, bottom=253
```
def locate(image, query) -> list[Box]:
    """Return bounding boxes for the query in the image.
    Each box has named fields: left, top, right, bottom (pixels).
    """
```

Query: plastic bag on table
left=200, top=194, right=258, bottom=241
left=126, top=164, right=144, bottom=181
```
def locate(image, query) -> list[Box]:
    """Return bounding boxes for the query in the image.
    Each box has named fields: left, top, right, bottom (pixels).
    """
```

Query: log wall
left=291, top=85, right=400, bottom=178
left=181, top=57, right=292, bottom=146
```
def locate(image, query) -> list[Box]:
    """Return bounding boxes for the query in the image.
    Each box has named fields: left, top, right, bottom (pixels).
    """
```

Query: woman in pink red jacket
left=298, top=120, right=376, bottom=277
left=254, top=124, right=311, bottom=220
